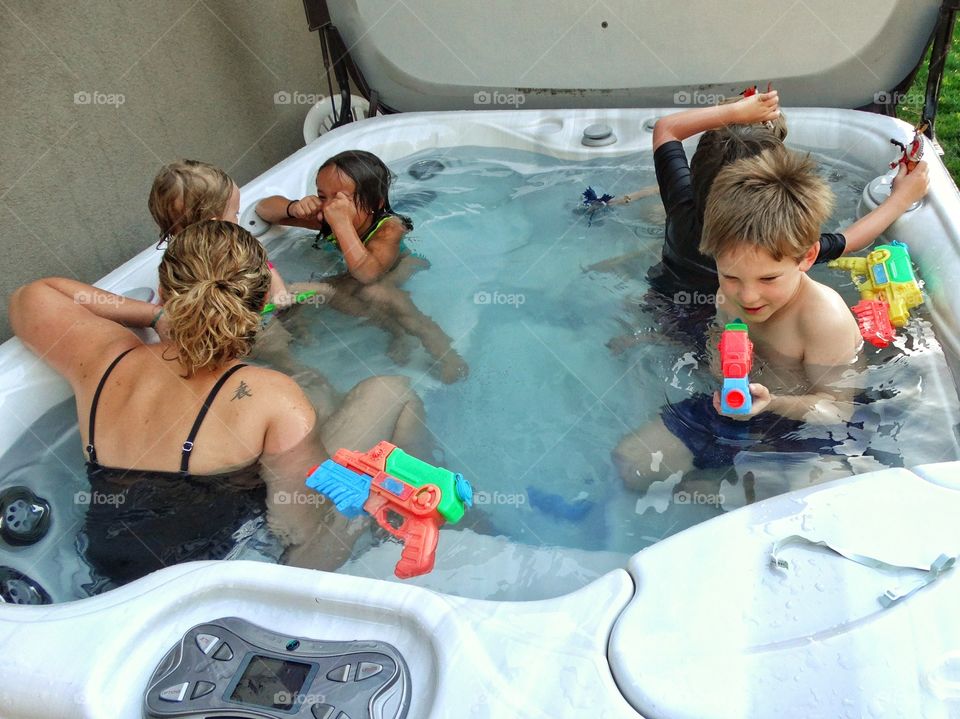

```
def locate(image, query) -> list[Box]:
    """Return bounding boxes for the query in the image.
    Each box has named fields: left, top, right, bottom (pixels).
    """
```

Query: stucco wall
left=0, top=0, right=325, bottom=340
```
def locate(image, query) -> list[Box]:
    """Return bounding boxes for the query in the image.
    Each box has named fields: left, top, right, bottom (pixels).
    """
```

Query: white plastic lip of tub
left=610, top=467, right=960, bottom=719
left=0, top=561, right=638, bottom=719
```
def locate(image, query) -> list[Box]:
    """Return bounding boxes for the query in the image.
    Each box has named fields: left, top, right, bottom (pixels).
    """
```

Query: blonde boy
left=615, top=146, right=862, bottom=491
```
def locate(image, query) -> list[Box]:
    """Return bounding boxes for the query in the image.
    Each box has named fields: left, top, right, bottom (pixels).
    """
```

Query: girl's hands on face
left=322, top=192, right=361, bottom=228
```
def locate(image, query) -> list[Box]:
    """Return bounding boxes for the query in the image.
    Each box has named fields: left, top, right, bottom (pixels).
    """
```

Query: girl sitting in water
left=9, top=220, right=426, bottom=588
left=256, top=150, right=469, bottom=384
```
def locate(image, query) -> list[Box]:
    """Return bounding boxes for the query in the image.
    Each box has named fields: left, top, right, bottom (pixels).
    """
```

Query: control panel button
left=195, top=633, right=220, bottom=655
left=310, top=704, right=335, bottom=719
left=326, top=664, right=351, bottom=682
left=212, top=643, right=234, bottom=661
left=158, top=683, right=189, bottom=702
left=356, top=662, right=383, bottom=681
left=191, top=681, right=216, bottom=699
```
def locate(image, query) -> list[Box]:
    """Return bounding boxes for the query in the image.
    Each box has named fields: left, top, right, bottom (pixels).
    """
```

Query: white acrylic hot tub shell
left=1, top=108, right=959, bottom=718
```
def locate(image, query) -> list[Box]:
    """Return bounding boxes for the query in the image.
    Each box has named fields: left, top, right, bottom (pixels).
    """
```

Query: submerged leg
left=319, top=375, right=430, bottom=458
left=613, top=418, right=695, bottom=493
left=359, top=283, right=469, bottom=383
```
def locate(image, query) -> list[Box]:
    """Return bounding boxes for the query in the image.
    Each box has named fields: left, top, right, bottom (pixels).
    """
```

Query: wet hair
left=700, top=146, right=834, bottom=262
left=315, top=150, right=415, bottom=237
left=317, top=150, right=395, bottom=218
left=148, top=160, right=233, bottom=243
left=690, top=124, right=785, bottom=224
left=158, top=220, right=270, bottom=376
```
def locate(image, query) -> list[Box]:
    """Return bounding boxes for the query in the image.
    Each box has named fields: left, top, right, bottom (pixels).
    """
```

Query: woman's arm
left=9, top=278, right=156, bottom=385
left=259, top=379, right=366, bottom=570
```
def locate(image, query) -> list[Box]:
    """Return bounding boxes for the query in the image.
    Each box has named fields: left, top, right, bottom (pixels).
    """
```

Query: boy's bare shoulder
left=798, top=277, right=861, bottom=362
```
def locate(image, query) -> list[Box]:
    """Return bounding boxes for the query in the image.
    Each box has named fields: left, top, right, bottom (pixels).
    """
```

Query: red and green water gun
left=718, top=319, right=753, bottom=414
left=305, top=441, right=473, bottom=579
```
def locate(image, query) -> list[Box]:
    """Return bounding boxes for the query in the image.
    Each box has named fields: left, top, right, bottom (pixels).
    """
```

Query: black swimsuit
left=648, top=140, right=848, bottom=301
left=82, top=349, right=265, bottom=587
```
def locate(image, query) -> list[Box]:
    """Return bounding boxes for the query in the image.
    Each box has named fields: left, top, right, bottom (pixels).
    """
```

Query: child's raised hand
left=730, top=89, right=780, bottom=126
left=322, top=191, right=359, bottom=228
left=713, top=383, right=772, bottom=419
left=890, top=160, right=930, bottom=206
left=289, top=195, right=324, bottom=222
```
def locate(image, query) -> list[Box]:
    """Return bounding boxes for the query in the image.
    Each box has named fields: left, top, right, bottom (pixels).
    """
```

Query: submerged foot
left=434, top=353, right=470, bottom=384
left=387, top=335, right=414, bottom=365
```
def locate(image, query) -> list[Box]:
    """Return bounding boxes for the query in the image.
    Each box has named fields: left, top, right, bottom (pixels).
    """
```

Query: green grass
left=899, top=20, right=960, bottom=182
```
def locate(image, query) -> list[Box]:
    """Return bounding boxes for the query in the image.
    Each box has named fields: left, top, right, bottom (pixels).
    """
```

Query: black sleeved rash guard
left=647, top=140, right=846, bottom=300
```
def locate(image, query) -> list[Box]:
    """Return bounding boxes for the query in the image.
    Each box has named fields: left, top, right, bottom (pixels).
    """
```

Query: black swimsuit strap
left=179, top=363, right=248, bottom=475
left=87, top=348, right=137, bottom=464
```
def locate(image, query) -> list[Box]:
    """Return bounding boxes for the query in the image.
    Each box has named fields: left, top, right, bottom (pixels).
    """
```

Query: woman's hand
left=713, top=383, right=772, bottom=419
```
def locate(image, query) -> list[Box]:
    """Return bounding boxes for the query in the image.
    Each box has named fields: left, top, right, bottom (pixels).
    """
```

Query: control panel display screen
left=229, top=655, right=313, bottom=710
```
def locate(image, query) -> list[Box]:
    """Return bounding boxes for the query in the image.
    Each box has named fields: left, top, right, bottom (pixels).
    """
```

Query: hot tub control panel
left=143, top=617, right=410, bottom=719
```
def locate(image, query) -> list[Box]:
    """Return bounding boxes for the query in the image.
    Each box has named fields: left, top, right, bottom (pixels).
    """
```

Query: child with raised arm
left=257, top=150, right=469, bottom=383
left=650, top=89, right=929, bottom=296
left=604, top=89, right=929, bottom=353
left=614, top=146, right=869, bottom=492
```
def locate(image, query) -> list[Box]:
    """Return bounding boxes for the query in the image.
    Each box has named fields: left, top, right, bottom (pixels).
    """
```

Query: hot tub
left=1, top=108, right=960, bottom=718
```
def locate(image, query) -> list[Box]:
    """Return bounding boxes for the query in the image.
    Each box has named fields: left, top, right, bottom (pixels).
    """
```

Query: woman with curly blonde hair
left=9, top=220, right=424, bottom=587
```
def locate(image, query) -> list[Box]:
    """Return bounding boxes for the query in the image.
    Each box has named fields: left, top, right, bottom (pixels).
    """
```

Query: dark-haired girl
left=258, top=150, right=468, bottom=383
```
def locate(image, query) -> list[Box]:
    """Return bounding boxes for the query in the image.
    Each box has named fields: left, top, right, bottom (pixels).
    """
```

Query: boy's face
left=715, top=244, right=816, bottom=323
left=315, top=165, right=371, bottom=230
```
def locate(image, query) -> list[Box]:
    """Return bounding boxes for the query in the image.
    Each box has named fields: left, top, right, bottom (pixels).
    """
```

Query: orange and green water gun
left=305, top=441, right=473, bottom=579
